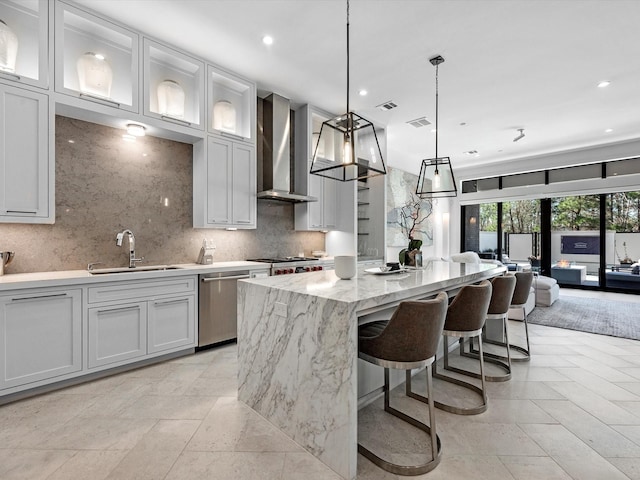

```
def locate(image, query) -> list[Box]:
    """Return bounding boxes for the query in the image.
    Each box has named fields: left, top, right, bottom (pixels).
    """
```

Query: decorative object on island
left=416, top=55, right=457, bottom=198
left=76, top=52, right=113, bottom=98
left=391, top=191, right=432, bottom=266
left=309, top=0, right=386, bottom=182
left=157, top=79, right=185, bottom=119
left=334, top=255, right=356, bottom=279
left=212, top=99, right=237, bottom=133
left=0, top=19, right=18, bottom=73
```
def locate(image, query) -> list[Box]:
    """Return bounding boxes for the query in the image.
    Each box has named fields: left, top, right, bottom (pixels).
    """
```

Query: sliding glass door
left=605, top=192, right=640, bottom=292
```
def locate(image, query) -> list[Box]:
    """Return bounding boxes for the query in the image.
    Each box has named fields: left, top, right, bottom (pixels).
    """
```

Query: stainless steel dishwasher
left=198, top=270, right=251, bottom=347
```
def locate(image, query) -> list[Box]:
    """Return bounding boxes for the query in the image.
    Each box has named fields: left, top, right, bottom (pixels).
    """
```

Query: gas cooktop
left=247, top=257, right=319, bottom=263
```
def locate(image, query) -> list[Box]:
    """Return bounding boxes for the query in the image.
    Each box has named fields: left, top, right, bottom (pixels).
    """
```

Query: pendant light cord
left=346, top=0, right=350, bottom=126
left=434, top=61, right=439, bottom=162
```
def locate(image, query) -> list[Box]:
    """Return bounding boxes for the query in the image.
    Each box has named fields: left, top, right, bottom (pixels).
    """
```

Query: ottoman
left=535, top=275, right=559, bottom=306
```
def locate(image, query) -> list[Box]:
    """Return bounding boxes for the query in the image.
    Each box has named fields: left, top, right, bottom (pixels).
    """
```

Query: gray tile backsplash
left=0, top=116, right=324, bottom=274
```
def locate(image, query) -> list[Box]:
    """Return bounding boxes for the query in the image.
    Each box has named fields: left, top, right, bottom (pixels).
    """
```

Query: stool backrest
left=363, top=292, right=448, bottom=363
left=488, top=275, right=517, bottom=315
left=511, top=271, right=534, bottom=306
left=445, top=280, right=492, bottom=331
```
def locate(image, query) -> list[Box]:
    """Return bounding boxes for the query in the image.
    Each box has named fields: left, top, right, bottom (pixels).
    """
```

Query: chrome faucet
left=116, top=229, right=144, bottom=268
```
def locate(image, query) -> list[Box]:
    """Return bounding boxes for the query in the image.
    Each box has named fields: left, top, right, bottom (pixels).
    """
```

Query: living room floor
left=2, top=289, right=640, bottom=480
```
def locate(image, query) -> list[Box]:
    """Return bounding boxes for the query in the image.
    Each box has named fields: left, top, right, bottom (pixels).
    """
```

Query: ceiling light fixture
left=605, top=128, right=613, bottom=133
left=358, top=89, right=367, bottom=96
left=126, top=123, right=146, bottom=137
left=262, top=35, right=273, bottom=45
left=309, top=0, right=385, bottom=182
left=416, top=55, right=457, bottom=198
left=597, top=80, right=611, bottom=88
left=513, top=128, right=525, bottom=142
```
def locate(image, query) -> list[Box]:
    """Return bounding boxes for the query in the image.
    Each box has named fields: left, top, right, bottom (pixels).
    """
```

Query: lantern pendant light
left=309, top=0, right=386, bottom=182
left=416, top=55, right=457, bottom=198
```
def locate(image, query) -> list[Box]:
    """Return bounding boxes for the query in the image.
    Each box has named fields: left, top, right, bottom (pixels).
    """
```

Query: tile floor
left=1, top=289, right=640, bottom=479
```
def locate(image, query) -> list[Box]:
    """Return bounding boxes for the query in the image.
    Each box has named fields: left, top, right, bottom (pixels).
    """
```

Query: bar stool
left=465, top=275, right=517, bottom=382
left=508, top=271, right=533, bottom=362
left=358, top=292, right=448, bottom=476
left=407, top=280, right=492, bottom=415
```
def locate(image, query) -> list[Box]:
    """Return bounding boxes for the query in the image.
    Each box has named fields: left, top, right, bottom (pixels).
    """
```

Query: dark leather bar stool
left=358, top=292, right=448, bottom=476
left=508, top=271, right=534, bottom=362
left=465, top=275, right=517, bottom=382
left=408, top=280, right=492, bottom=415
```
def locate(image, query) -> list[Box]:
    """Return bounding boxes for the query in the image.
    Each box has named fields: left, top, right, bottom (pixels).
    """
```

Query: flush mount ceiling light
left=513, top=128, right=525, bottom=142
left=416, top=55, right=457, bottom=198
left=597, top=80, right=611, bottom=88
left=309, top=0, right=386, bottom=182
left=126, top=123, right=146, bottom=137
left=262, top=35, right=274, bottom=45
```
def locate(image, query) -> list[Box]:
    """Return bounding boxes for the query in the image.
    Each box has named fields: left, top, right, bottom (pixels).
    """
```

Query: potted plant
left=396, top=194, right=430, bottom=266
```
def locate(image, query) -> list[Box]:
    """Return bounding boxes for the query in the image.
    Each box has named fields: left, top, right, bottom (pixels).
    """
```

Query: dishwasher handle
left=201, top=274, right=251, bottom=282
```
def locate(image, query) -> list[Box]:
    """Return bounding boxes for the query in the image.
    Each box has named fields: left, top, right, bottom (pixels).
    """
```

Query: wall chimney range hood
left=257, top=93, right=317, bottom=203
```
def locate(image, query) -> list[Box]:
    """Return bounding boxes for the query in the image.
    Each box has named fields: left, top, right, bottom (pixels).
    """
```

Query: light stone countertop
left=0, top=261, right=270, bottom=292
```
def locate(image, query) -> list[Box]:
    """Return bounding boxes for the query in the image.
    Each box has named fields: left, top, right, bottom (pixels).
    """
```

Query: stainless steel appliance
left=246, top=257, right=322, bottom=276
left=0, top=251, right=14, bottom=276
left=198, top=270, right=252, bottom=347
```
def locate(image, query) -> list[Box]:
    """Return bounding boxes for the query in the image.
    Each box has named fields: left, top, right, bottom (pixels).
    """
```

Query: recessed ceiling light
left=459, top=122, right=467, bottom=126
left=358, top=89, right=367, bottom=96
left=597, top=80, right=611, bottom=88
left=605, top=128, right=613, bottom=133
left=68, top=139, right=75, bottom=144
left=94, top=53, right=105, bottom=61
left=262, top=35, right=274, bottom=45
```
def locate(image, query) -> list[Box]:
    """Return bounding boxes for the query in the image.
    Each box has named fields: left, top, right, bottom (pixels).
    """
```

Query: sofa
left=605, top=270, right=640, bottom=289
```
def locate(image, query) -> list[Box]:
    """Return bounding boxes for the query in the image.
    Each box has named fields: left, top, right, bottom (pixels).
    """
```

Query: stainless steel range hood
left=258, top=93, right=317, bottom=203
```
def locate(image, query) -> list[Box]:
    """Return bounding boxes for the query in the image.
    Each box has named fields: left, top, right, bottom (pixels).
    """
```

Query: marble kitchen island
left=237, top=261, right=505, bottom=480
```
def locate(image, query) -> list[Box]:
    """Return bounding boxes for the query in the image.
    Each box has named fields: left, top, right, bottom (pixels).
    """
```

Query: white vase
left=76, top=52, right=113, bottom=98
left=157, top=79, right=185, bottom=119
left=335, top=255, right=357, bottom=280
left=0, top=19, right=19, bottom=73
left=212, top=100, right=237, bottom=133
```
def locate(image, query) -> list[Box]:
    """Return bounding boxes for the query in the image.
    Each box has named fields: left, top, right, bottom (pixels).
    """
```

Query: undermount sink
left=88, top=265, right=181, bottom=275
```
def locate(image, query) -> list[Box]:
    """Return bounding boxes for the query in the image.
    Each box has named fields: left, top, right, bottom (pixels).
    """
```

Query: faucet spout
left=116, top=229, right=143, bottom=268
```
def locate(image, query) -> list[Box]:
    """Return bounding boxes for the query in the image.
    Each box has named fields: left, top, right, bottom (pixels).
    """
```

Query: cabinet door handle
left=161, top=115, right=191, bottom=126
left=98, top=305, right=140, bottom=314
left=153, top=298, right=187, bottom=306
left=220, top=131, right=248, bottom=142
left=6, top=210, right=38, bottom=214
left=0, top=71, right=21, bottom=81
left=79, top=93, right=121, bottom=108
left=201, top=275, right=250, bottom=283
left=12, top=293, right=68, bottom=302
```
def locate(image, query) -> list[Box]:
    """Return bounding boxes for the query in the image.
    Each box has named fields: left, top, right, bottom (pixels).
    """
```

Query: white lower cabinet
left=148, top=295, right=195, bottom=354
left=0, top=288, right=82, bottom=390
left=88, top=301, right=147, bottom=368
left=87, top=277, right=197, bottom=370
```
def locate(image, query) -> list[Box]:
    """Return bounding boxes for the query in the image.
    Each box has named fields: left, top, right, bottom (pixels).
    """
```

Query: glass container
left=76, top=51, right=113, bottom=98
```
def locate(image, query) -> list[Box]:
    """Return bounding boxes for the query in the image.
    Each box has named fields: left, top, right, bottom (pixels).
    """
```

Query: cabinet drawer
left=88, top=276, right=196, bottom=304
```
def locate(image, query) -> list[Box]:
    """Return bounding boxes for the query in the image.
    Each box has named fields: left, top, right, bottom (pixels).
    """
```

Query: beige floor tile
left=184, top=375, right=238, bottom=397
left=415, top=454, right=516, bottom=480
left=498, top=455, right=572, bottom=480
left=39, top=417, right=157, bottom=450
left=186, top=396, right=302, bottom=453
left=134, top=419, right=200, bottom=451
left=519, top=423, right=598, bottom=457
left=612, top=425, right=640, bottom=446
left=553, top=367, right=640, bottom=400
left=486, top=380, right=566, bottom=400
left=0, top=449, right=76, bottom=480
left=165, top=451, right=286, bottom=479
left=534, top=399, right=640, bottom=457
left=566, top=345, right=639, bottom=368
left=281, top=452, right=343, bottom=480
left=47, top=450, right=127, bottom=480
left=104, top=448, right=182, bottom=480
left=438, top=422, right=546, bottom=456
left=507, top=366, right=573, bottom=382
left=607, top=457, right=640, bottom=480
left=546, top=381, right=640, bottom=425
left=552, top=454, right=629, bottom=480
left=119, top=394, right=217, bottom=420
left=616, top=382, right=640, bottom=397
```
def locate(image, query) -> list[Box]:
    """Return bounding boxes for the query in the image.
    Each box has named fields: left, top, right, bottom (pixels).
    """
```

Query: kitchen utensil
left=0, top=251, right=15, bottom=275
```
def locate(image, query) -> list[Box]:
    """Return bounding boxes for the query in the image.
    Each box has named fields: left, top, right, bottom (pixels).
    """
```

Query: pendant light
left=416, top=55, right=457, bottom=198
left=309, top=0, right=386, bottom=182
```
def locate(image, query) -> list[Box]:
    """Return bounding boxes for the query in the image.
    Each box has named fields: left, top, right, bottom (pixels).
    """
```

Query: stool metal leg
left=359, top=366, right=442, bottom=475
left=464, top=314, right=512, bottom=382
left=408, top=332, right=488, bottom=415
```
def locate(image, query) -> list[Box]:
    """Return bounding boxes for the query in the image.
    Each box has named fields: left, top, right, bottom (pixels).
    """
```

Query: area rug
left=527, top=296, right=640, bottom=340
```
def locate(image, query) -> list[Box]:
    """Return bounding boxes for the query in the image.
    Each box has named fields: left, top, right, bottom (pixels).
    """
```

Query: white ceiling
left=76, top=0, right=640, bottom=178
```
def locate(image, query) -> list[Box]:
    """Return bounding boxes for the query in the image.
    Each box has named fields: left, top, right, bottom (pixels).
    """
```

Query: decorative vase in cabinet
left=157, top=79, right=185, bottom=119
left=76, top=52, right=113, bottom=98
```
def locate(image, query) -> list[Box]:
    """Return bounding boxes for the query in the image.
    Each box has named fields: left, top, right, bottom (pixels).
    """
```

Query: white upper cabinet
left=0, top=0, right=49, bottom=89
left=207, top=64, right=255, bottom=143
left=54, top=1, right=139, bottom=112
left=142, top=38, right=204, bottom=130
left=0, top=82, right=52, bottom=223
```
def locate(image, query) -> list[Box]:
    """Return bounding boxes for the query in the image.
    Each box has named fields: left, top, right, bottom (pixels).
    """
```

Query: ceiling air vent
left=406, top=117, right=431, bottom=128
left=377, top=100, right=398, bottom=111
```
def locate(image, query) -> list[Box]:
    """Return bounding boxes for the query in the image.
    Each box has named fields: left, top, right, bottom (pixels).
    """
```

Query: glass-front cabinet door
left=54, top=1, right=139, bottom=112
left=143, top=38, right=204, bottom=130
left=0, top=0, right=49, bottom=89
left=207, top=64, right=255, bottom=143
